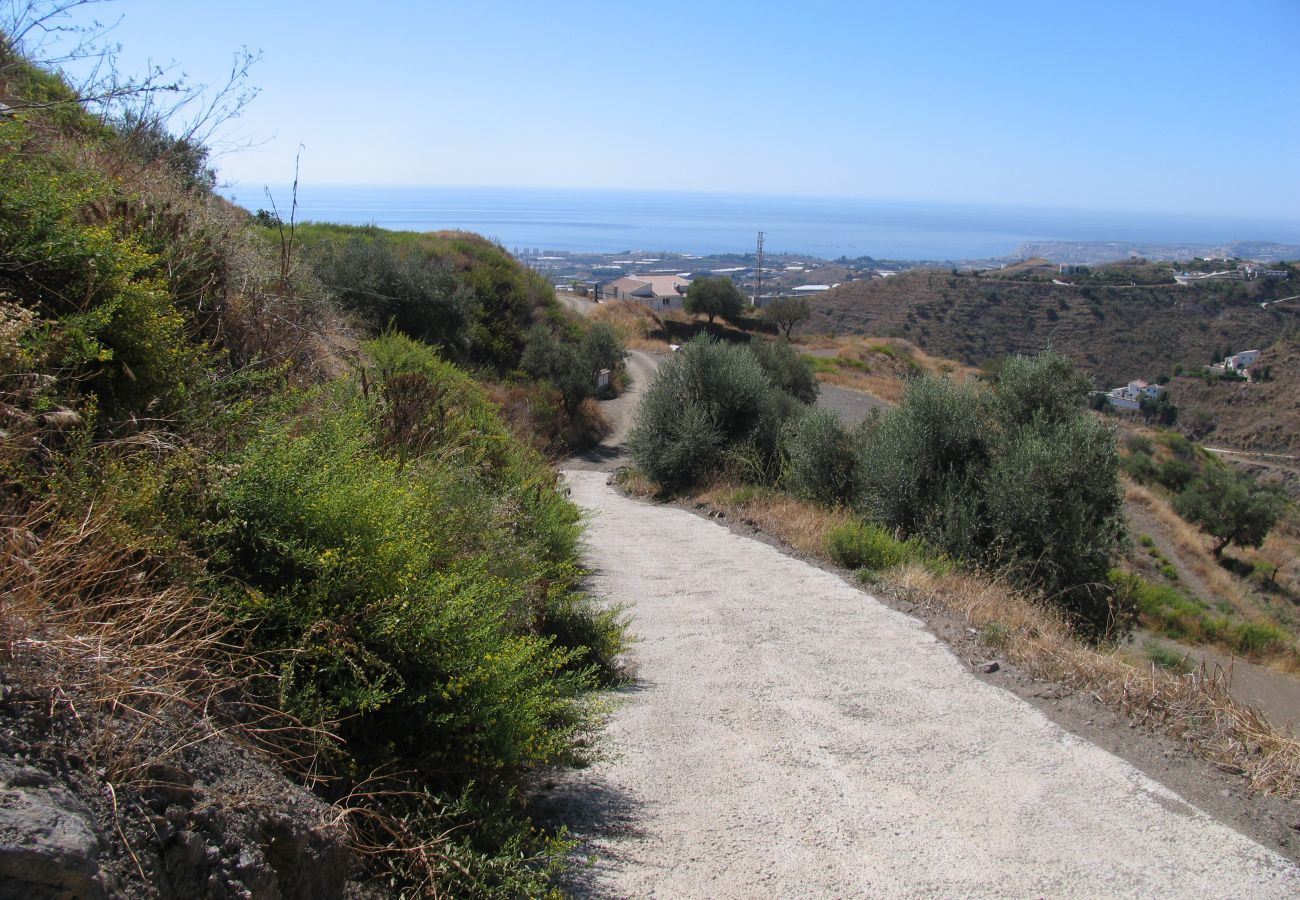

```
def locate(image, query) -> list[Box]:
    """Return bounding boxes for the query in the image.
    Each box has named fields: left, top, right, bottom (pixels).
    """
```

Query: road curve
left=547, top=469, right=1300, bottom=898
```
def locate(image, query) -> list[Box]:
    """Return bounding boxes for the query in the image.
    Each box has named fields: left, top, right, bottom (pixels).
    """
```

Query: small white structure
left=1243, top=265, right=1289, bottom=280
left=1224, top=350, right=1261, bottom=372
left=601, top=274, right=690, bottom=310
left=1105, top=379, right=1165, bottom=411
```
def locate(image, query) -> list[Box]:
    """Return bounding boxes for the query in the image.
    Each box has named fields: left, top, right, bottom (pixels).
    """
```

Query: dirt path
left=545, top=470, right=1300, bottom=897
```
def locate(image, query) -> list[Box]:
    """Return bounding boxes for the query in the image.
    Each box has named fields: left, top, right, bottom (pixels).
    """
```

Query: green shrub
left=826, top=520, right=926, bottom=572
left=854, top=352, right=1129, bottom=638
left=0, top=119, right=207, bottom=416
left=780, top=407, right=856, bottom=506
left=308, top=230, right=474, bottom=357
left=1120, top=451, right=1157, bottom=483
left=855, top=374, right=989, bottom=540
left=216, top=356, right=624, bottom=785
left=296, top=224, right=555, bottom=371
left=1143, top=639, right=1190, bottom=673
left=1232, top=622, right=1292, bottom=656
left=982, top=414, right=1126, bottom=630
left=1156, top=456, right=1196, bottom=492
left=994, top=351, right=1093, bottom=426
left=1125, top=434, right=1155, bottom=456
left=749, top=338, right=818, bottom=404
left=521, top=321, right=625, bottom=413
left=629, top=336, right=793, bottom=491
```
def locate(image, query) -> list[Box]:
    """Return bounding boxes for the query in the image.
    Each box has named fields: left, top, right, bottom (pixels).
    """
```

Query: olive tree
left=684, top=276, right=746, bottom=324
left=762, top=296, right=811, bottom=337
left=1175, top=466, right=1285, bottom=558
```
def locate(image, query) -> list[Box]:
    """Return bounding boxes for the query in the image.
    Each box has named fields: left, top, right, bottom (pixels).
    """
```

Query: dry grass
left=0, top=496, right=332, bottom=784
left=682, top=479, right=1300, bottom=798
left=799, top=336, right=980, bottom=404
left=589, top=300, right=671, bottom=351
left=697, top=483, right=848, bottom=558
left=895, top=564, right=1300, bottom=797
left=1126, top=480, right=1295, bottom=628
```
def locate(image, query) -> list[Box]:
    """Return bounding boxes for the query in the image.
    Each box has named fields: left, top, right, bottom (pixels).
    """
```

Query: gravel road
left=545, top=470, right=1300, bottom=898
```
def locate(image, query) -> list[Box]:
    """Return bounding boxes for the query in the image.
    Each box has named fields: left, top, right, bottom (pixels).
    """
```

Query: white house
left=1105, top=379, right=1165, bottom=411
left=1224, top=350, right=1261, bottom=372
left=601, top=274, right=691, bottom=310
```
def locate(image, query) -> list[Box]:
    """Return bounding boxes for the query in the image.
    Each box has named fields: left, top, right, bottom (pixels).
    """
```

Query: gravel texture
left=545, top=469, right=1300, bottom=898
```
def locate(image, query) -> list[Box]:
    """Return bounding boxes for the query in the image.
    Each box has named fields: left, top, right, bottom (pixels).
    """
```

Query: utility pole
left=753, top=231, right=765, bottom=307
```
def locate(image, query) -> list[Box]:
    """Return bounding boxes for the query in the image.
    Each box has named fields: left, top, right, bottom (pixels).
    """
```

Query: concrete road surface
left=545, top=470, right=1300, bottom=898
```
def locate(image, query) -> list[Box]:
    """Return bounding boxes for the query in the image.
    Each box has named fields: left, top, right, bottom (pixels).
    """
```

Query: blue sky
left=40, top=0, right=1300, bottom=220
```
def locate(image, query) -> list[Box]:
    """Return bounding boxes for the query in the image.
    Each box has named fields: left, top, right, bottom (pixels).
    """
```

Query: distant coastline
left=226, top=185, right=1300, bottom=263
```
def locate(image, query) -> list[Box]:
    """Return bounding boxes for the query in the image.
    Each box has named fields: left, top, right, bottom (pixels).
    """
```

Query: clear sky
left=39, top=0, right=1300, bottom=220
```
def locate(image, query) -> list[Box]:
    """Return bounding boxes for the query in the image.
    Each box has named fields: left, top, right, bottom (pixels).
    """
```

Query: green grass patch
left=826, top=520, right=930, bottom=572
left=1142, top=639, right=1191, bottom=673
left=1111, top=570, right=1295, bottom=659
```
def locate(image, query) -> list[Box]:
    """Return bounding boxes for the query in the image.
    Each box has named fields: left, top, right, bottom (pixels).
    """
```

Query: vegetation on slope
left=0, top=36, right=624, bottom=897
left=631, top=342, right=1127, bottom=636
left=810, top=265, right=1300, bottom=387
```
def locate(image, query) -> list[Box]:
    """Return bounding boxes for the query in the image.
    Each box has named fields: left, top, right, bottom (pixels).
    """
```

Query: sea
left=225, top=185, right=1300, bottom=262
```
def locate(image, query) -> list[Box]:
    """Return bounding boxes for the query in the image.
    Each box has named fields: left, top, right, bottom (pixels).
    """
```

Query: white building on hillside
left=1224, top=350, right=1261, bottom=372
left=1105, top=379, right=1165, bottom=411
left=601, top=274, right=691, bottom=310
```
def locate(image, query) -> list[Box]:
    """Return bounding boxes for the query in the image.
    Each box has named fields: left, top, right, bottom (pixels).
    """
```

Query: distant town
left=514, top=238, right=1298, bottom=309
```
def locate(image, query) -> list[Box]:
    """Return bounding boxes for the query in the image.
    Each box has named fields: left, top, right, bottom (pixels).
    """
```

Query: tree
left=749, top=338, right=818, bottom=404
left=1174, top=466, right=1285, bottom=558
left=1139, top=392, right=1178, bottom=426
left=684, top=276, right=745, bottom=324
left=762, top=295, right=811, bottom=337
left=521, top=323, right=625, bottom=414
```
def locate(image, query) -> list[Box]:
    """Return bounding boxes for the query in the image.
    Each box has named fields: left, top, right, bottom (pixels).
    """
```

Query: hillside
left=1169, top=335, right=1300, bottom=455
left=810, top=266, right=1300, bottom=386
left=0, top=37, right=626, bottom=897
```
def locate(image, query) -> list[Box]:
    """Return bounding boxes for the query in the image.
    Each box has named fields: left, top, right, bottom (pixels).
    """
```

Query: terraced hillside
left=811, top=267, right=1299, bottom=385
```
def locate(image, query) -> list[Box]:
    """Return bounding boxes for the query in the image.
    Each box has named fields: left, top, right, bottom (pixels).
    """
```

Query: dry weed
left=590, top=300, right=670, bottom=351
left=0, top=496, right=332, bottom=785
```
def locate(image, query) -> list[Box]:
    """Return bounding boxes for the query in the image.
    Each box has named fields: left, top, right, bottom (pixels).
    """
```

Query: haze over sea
left=231, top=185, right=1300, bottom=261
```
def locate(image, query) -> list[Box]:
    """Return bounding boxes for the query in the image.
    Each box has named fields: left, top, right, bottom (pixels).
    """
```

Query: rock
left=258, top=813, right=352, bottom=900
left=0, top=761, right=106, bottom=900
left=142, top=762, right=196, bottom=812
left=981, top=661, right=1000, bottom=674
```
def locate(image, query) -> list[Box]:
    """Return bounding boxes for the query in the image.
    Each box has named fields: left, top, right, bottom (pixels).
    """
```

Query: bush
left=683, top=276, right=746, bottom=323
left=308, top=231, right=475, bottom=358
left=296, top=225, right=555, bottom=371
left=982, top=415, right=1126, bottom=630
left=854, top=351, right=1128, bottom=637
left=826, top=520, right=926, bottom=572
left=1175, top=465, right=1285, bottom=558
left=1112, top=571, right=1293, bottom=658
left=1121, top=451, right=1158, bottom=483
left=628, top=336, right=793, bottom=491
left=749, top=338, right=819, bottom=404
left=855, top=374, right=989, bottom=543
left=780, top=407, right=856, bottom=506
left=1155, top=457, right=1196, bottom=492
left=0, top=119, right=208, bottom=417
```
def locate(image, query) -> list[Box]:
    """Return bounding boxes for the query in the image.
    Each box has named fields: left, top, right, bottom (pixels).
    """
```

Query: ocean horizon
left=224, top=185, right=1300, bottom=261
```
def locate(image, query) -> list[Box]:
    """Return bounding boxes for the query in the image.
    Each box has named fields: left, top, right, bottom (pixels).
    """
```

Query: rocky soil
left=0, top=660, right=364, bottom=899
